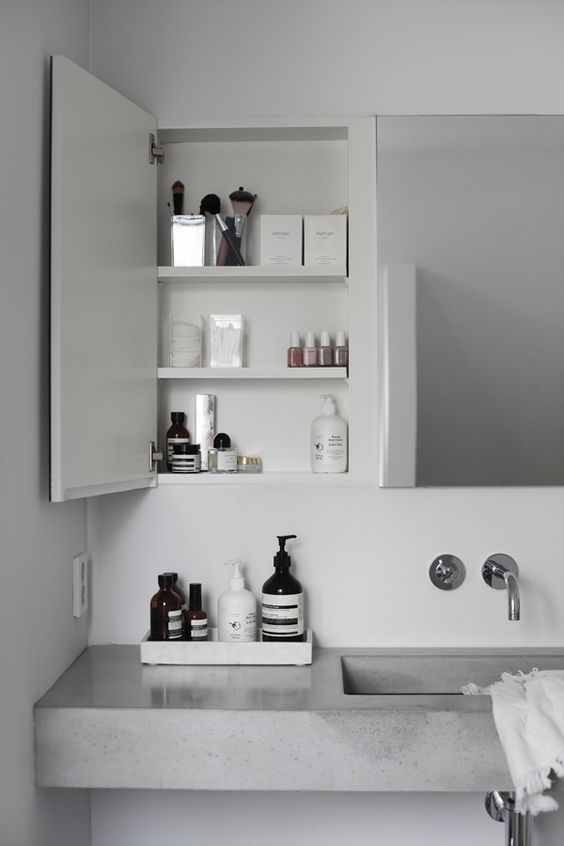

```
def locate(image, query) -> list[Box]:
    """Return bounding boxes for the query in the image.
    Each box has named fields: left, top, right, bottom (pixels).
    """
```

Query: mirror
left=377, top=115, right=564, bottom=486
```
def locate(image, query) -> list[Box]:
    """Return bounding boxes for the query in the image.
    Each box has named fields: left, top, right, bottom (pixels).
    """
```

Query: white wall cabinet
left=50, top=55, right=377, bottom=501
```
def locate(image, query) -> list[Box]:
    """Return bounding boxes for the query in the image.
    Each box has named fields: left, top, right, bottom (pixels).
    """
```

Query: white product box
left=259, top=215, right=303, bottom=266
left=303, top=214, right=347, bottom=266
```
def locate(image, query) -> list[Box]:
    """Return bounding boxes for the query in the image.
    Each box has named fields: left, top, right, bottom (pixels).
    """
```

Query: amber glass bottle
left=150, top=574, right=184, bottom=640
left=261, top=535, right=304, bottom=642
left=165, top=412, right=190, bottom=471
left=185, top=583, right=208, bottom=641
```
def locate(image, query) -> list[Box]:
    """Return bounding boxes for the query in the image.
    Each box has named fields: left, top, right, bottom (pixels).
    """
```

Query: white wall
left=86, top=1, right=564, bottom=844
left=0, top=2, right=91, bottom=844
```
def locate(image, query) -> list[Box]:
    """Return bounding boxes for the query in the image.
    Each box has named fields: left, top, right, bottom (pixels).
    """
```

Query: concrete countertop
left=34, top=645, right=564, bottom=791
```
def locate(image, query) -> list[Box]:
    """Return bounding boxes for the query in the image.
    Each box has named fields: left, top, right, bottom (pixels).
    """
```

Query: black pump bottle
left=261, top=534, right=304, bottom=642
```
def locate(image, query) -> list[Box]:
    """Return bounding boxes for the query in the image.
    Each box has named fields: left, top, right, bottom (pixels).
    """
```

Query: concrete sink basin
left=341, top=652, right=564, bottom=695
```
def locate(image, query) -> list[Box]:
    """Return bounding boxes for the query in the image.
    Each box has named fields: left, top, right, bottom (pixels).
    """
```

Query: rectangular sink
left=341, top=653, right=564, bottom=695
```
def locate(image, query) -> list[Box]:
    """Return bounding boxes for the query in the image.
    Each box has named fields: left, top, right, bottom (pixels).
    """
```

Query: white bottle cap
left=225, top=559, right=245, bottom=589
left=321, top=393, right=336, bottom=415
left=335, top=330, right=346, bottom=347
left=289, top=331, right=301, bottom=348
left=305, top=331, right=316, bottom=348
left=320, top=330, right=331, bottom=347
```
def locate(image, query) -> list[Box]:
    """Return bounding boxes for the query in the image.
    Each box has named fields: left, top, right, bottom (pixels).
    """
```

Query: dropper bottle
left=261, top=535, right=304, bottom=642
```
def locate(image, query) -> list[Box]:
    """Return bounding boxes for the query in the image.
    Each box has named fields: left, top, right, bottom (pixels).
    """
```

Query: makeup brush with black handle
left=199, top=193, right=245, bottom=266
left=172, top=181, right=184, bottom=215
left=227, top=187, right=257, bottom=265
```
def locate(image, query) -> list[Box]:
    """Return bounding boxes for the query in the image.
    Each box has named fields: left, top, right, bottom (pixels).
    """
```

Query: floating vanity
left=34, top=646, right=564, bottom=791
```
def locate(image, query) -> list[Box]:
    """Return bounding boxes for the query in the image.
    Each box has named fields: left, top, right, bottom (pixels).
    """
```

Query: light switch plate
left=73, top=553, right=89, bottom=617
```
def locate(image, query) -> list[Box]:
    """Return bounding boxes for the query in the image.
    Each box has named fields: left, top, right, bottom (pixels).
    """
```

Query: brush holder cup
left=170, top=215, right=205, bottom=266
left=203, top=213, right=220, bottom=266
left=216, top=215, right=247, bottom=266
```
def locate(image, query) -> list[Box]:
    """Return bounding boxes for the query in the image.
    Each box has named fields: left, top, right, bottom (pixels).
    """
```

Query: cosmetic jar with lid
left=213, top=433, right=237, bottom=473
left=171, top=442, right=201, bottom=473
left=237, top=456, right=262, bottom=474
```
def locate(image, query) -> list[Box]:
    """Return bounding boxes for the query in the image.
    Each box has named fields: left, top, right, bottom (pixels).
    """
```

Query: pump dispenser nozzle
left=225, top=559, right=244, bottom=588
left=274, top=534, right=297, bottom=569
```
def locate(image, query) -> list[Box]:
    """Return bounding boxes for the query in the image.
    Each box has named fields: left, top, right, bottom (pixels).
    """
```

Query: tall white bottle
left=310, top=394, right=348, bottom=473
left=218, top=560, right=257, bottom=642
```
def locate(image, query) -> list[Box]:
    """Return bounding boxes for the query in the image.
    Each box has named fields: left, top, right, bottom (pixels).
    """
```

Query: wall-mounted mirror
left=377, top=115, right=564, bottom=487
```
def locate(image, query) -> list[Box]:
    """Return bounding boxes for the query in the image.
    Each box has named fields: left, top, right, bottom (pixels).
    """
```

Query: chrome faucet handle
left=482, top=554, right=520, bottom=621
left=429, top=555, right=466, bottom=591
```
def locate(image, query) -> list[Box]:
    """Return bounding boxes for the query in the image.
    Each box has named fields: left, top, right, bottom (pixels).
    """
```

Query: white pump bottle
left=310, top=394, right=348, bottom=473
left=218, top=560, right=257, bottom=642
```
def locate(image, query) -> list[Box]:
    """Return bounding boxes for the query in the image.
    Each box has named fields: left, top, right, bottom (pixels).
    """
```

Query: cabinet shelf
left=157, top=265, right=347, bottom=284
left=158, top=367, right=347, bottom=380
left=157, top=471, right=364, bottom=486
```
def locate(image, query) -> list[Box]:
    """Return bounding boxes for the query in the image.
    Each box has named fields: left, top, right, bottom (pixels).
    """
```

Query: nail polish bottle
left=287, top=331, right=303, bottom=367
left=303, top=331, right=317, bottom=367
left=317, top=330, right=334, bottom=366
left=334, top=330, right=348, bottom=367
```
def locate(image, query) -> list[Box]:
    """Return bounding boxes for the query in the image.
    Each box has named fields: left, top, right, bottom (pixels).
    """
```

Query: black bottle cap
left=274, top=534, right=297, bottom=569
left=170, top=412, right=185, bottom=424
left=213, top=432, right=231, bottom=450
left=189, top=583, right=202, bottom=610
left=158, top=573, right=174, bottom=588
left=162, top=572, right=178, bottom=584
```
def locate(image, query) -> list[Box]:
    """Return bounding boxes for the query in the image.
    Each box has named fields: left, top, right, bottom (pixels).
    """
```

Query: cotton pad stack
left=169, top=316, right=201, bottom=367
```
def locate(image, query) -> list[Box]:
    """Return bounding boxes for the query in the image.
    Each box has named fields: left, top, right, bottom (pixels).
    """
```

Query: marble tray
left=140, top=628, right=313, bottom=666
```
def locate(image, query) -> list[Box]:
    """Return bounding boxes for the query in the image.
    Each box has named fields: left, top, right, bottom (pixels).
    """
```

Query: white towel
left=463, top=669, right=564, bottom=815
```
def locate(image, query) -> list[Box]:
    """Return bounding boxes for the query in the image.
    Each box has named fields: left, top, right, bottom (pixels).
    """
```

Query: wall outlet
left=73, top=553, right=89, bottom=618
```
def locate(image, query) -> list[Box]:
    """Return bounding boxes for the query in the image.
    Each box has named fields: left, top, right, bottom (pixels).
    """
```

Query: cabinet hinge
left=149, top=441, right=164, bottom=471
left=149, top=133, right=165, bottom=165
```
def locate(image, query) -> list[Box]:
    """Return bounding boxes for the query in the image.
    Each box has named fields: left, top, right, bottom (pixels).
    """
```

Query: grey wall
left=0, top=2, right=91, bottom=844
left=86, top=1, right=564, bottom=845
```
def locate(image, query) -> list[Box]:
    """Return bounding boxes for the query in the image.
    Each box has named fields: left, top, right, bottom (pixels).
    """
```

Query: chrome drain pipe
left=485, top=791, right=533, bottom=846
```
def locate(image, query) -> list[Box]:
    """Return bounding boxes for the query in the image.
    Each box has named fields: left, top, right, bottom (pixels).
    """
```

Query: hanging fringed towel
left=463, top=669, right=564, bottom=814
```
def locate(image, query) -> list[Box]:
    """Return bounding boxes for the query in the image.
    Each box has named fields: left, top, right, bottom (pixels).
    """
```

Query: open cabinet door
left=51, top=56, right=158, bottom=501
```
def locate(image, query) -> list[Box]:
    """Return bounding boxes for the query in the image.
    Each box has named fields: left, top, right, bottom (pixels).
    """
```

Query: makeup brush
left=200, top=193, right=245, bottom=266
left=227, top=187, right=257, bottom=266
left=229, top=187, right=257, bottom=219
left=172, top=181, right=184, bottom=216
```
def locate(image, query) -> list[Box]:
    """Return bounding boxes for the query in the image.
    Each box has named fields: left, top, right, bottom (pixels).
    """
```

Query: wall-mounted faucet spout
left=482, top=554, right=520, bottom=621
